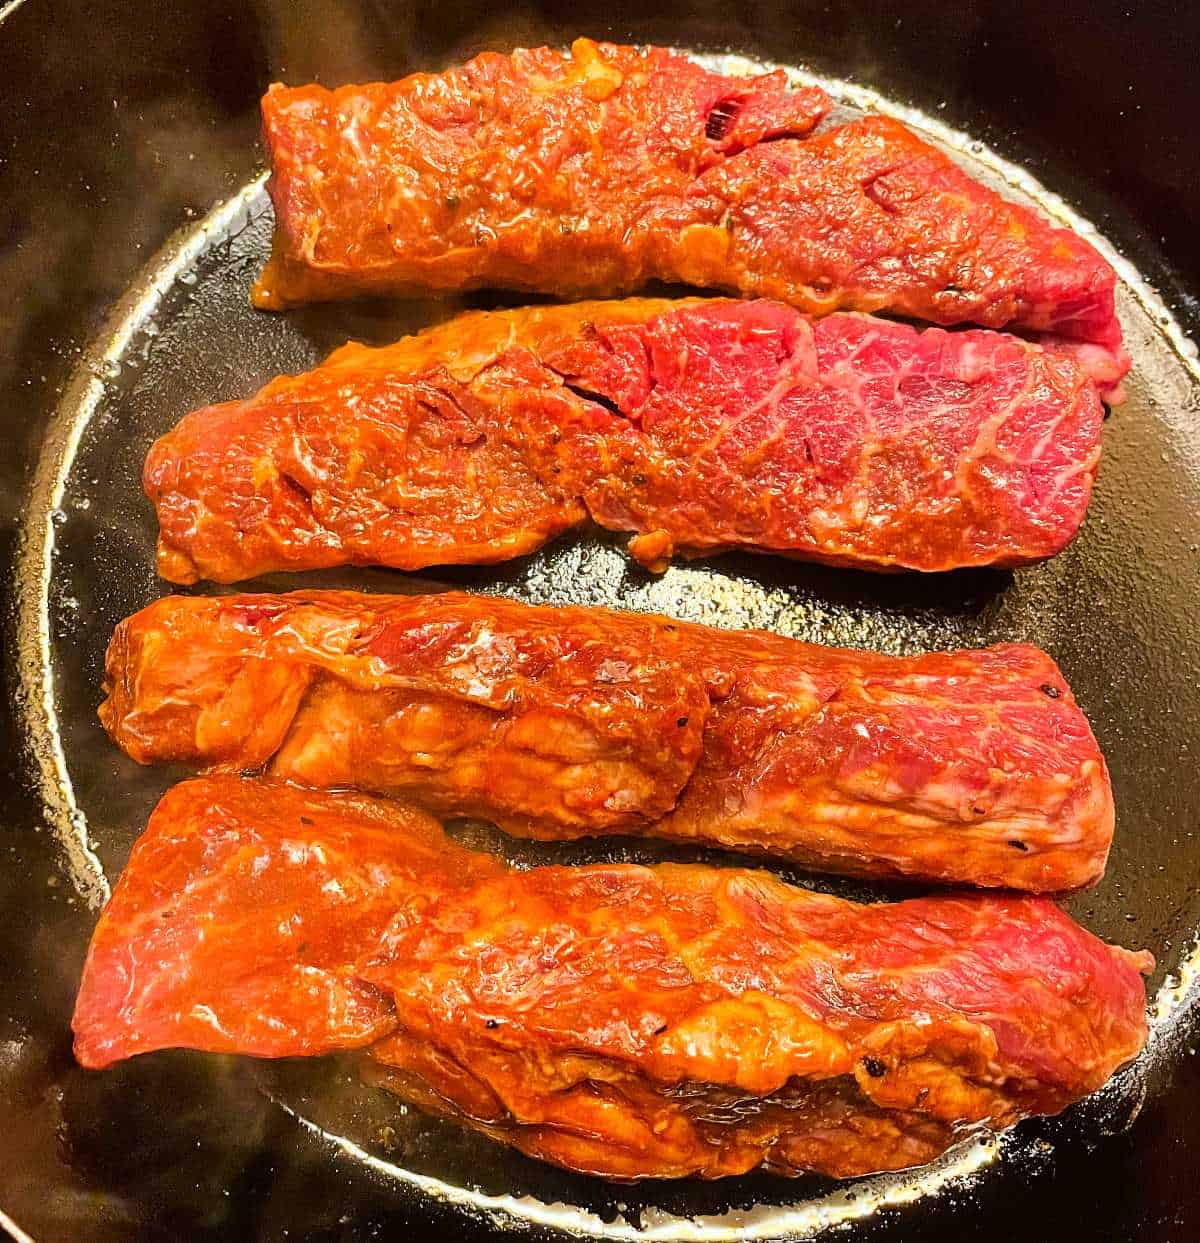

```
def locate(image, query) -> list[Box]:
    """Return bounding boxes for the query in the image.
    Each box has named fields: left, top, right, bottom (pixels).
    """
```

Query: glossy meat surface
left=146, top=299, right=1106, bottom=583
left=71, top=778, right=500, bottom=1068
left=253, top=40, right=1126, bottom=370
left=99, top=591, right=1115, bottom=890
left=73, top=776, right=1152, bottom=1180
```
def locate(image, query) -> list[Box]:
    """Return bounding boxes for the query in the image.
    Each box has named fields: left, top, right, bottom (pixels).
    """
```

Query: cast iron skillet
left=3, top=1, right=1200, bottom=1239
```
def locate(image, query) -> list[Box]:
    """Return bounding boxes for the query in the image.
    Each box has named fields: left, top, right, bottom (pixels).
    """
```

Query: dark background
left=2, top=1, right=1199, bottom=1238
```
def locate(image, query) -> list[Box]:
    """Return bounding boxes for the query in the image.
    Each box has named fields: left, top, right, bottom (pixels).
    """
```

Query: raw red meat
left=99, top=591, right=1115, bottom=891
left=146, top=298, right=1106, bottom=583
left=253, top=39, right=1127, bottom=385
left=72, top=775, right=1152, bottom=1180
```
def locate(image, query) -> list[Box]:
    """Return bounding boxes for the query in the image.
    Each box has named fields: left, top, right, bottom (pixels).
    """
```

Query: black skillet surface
left=4, top=1, right=1200, bottom=1239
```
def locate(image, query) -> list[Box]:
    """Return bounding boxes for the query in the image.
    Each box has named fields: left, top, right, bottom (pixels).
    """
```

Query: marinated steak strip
left=99, top=592, right=1115, bottom=891
left=253, top=40, right=1127, bottom=384
left=146, top=299, right=1106, bottom=582
left=72, top=775, right=1152, bottom=1181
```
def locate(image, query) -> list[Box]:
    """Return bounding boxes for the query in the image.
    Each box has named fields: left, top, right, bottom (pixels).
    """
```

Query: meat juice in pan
left=22, top=52, right=1200, bottom=1235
